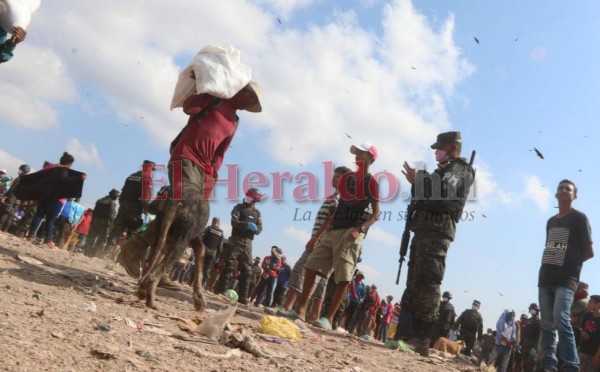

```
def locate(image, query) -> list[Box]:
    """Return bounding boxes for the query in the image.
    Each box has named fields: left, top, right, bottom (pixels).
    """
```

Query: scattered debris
left=195, top=305, right=236, bottom=340
left=91, top=343, right=119, bottom=360
left=260, top=315, right=302, bottom=341
left=135, top=350, right=153, bottom=359
left=16, top=255, right=43, bottom=265
left=175, top=345, right=242, bottom=360
left=256, top=333, right=287, bottom=344
left=96, top=322, right=111, bottom=332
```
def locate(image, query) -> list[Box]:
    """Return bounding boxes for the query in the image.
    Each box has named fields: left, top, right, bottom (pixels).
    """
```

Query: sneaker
left=264, top=306, right=283, bottom=315
left=157, top=275, right=182, bottom=291
left=310, top=317, right=332, bottom=331
left=45, top=242, right=56, bottom=249
left=279, top=309, right=304, bottom=322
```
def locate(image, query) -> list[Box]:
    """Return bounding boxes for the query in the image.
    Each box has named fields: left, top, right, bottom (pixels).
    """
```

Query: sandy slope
left=0, top=232, right=479, bottom=371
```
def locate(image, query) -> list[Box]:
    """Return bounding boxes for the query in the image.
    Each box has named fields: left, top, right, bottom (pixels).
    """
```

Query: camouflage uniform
left=13, top=202, right=36, bottom=237
left=109, top=168, right=151, bottom=246
left=455, top=307, right=483, bottom=356
left=85, top=194, right=117, bottom=257
left=201, top=224, right=224, bottom=285
left=404, top=132, right=474, bottom=348
left=217, top=202, right=262, bottom=303
left=0, top=188, right=18, bottom=231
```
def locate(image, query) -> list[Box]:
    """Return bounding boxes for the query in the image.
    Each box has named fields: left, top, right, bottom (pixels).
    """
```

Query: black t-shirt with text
left=331, top=172, right=379, bottom=229
left=538, top=209, right=592, bottom=291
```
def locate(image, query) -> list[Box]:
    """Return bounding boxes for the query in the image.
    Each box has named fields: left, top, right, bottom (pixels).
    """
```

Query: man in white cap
left=283, top=143, right=380, bottom=331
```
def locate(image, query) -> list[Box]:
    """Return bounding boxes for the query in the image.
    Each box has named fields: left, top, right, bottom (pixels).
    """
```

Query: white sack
left=170, top=45, right=252, bottom=110
left=0, top=0, right=41, bottom=32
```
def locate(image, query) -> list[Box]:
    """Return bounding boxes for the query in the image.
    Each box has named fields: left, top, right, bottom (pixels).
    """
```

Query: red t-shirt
left=170, top=94, right=237, bottom=183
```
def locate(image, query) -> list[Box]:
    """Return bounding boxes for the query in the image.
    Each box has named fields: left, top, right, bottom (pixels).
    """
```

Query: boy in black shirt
left=538, top=179, right=594, bottom=372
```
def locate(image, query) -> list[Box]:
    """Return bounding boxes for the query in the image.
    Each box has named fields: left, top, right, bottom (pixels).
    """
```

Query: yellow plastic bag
left=260, top=315, right=302, bottom=341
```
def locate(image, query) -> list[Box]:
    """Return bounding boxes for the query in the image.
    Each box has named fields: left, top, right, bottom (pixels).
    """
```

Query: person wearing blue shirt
left=0, top=26, right=26, bottom=63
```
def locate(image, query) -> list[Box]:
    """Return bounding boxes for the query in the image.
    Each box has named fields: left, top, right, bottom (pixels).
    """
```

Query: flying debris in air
left=499, top=292, right=504, bottom=297
left=277, top=18, right=282, bottom=24
left=533, top=147, right=544, bottom=159
left=345, top=132, right=352, bottom=139
left=481, top=213, right=487, bottom=218
left=298, top=162, right=303, bottom=167
left=411, top=66, right=416, bottom=70
left=473, top=36, right=480, bottom=44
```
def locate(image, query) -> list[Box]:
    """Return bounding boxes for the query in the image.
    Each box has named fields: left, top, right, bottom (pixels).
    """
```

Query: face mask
left=435, top=149, right=449, bottom=163
left=529, top=309, right=537, bottom=316
left=442, top=297, right=449, bottom=302
left=243, top=197, right=255, bottom=204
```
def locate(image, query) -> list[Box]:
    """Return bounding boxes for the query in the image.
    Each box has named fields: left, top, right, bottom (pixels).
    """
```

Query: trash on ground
left=194, top=305, right=236, bottom=340
left=260, top=315, right=302, bottom=341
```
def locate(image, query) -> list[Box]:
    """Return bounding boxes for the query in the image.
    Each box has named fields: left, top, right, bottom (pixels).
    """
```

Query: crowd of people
left=1, top=41, right=597, bottom=372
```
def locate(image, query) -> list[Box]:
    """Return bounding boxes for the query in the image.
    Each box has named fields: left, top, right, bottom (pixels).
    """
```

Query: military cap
left=143, top=160, right=155, bottom=166
left=473, top=300, right=481, bottom=307
left=431, top=131, right=462, bottom=149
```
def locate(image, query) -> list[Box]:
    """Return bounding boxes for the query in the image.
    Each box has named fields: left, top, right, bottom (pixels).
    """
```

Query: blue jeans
left=490, top=344, right=512, bottom=372
left=539, top=286, right=579, bottom=372
left=29, top=199, right=64, bottom=243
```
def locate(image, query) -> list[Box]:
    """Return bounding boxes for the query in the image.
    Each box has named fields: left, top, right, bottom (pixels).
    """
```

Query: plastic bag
left=195, top=305, right=237, bottom=340
left=170, top=45, right=252, bottom=109
left=260, top=315, right=302, bottom=341
left=0, top=0, right=40, bottom=32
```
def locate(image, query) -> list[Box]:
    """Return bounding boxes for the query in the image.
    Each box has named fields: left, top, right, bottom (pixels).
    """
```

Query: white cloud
left=66, top=138, right=105, bottom=170
left=356, top=263, right=381, bottom=284
left=530, top=46, right=548, bottom=62
left=0, top=45, right=76, bottom=129
left=523, top=175, right=552, bottom=212
left=255, top=0, right=318, bottom=18
left=0, top=149, right=27, bottom=175
left=282, top=226, right=311, bottom=243
left=367, top=226, right=400, bottom=247
left=470, top=162, right=518, bottom=208
left=251, top=0, right=474, bottom=175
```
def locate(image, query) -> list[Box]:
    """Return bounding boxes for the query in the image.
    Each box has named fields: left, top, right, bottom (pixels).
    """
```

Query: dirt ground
left=0, top=232, right=481, bottom=371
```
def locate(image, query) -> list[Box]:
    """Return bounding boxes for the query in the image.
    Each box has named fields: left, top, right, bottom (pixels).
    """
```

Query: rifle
left=396, top=201, right=414, bottom=285
left=395, top=150, right=476, bottom=285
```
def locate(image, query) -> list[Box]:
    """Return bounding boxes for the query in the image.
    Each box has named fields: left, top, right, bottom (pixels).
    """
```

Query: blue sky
left=1, top=0, right=598, bottom=329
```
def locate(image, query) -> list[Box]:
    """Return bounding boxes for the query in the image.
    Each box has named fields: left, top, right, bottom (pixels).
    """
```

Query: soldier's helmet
left=245, top=188, right=262, bottom=202
left=18, top=164, right=31, bottom=175
left=529, top=303, right=539, bottom=311
left=442, top=291, right=452, bottom=299
left=109, top=189, right=121, bottom=198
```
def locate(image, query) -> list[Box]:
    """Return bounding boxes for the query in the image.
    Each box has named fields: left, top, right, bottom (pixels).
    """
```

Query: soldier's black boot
left=236, top=263, right=252, bottom=305
left=215, top=267, right=234, bottom=295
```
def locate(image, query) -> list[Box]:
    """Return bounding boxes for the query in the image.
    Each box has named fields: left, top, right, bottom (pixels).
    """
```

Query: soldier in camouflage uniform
left=0, top=164, right=30, bottom=231
left=13, top=200, right=36, bottom=237
left=454, top=300, right=484, bottom=356
left=200, top=217, right=224, bottom=286
left=84, top=189, right=119, bottom=257
left=400, top=131, right=474, bottom=356
left=216, top=188, right=262, bottom=304
left=433, top=290, right=456, bottom=343
left=104, top=160, right=154, bottom=260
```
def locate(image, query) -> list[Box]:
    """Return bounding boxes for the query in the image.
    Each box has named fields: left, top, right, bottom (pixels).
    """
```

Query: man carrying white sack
left=0, top=0, right=40, bottom=63
left=119, top=46, right=262, bottom=308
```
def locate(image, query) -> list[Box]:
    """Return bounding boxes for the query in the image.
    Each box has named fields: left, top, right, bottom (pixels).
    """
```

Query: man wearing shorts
left=288, top=143, right=380, bottom=330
